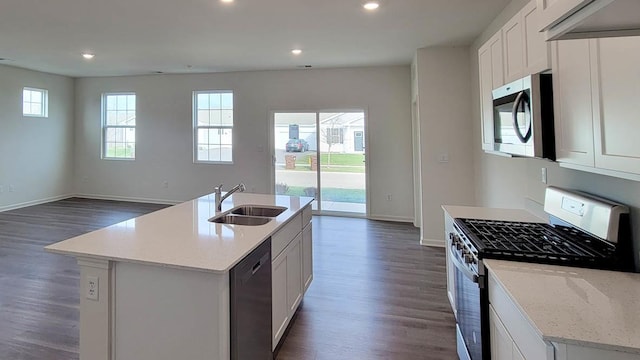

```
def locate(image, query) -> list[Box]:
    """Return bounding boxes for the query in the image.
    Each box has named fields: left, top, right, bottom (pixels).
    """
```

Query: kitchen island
left=45, top=193, right=313, bottom=360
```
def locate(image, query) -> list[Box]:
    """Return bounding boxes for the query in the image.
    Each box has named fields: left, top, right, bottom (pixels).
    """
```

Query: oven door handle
left=448, top=242, right=479, bottom=284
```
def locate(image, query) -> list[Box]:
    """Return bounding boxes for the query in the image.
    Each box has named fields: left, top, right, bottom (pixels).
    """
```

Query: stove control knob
left=464, top=254, right=473, bottom=264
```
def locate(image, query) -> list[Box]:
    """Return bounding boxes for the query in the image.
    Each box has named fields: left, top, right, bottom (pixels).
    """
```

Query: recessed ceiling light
left=82, top=53, right=95, bottom=60
left=291, top=49, right=302, bottom=55
left=220, top=0, right=234, bottom=3
left=363, top=1, right=379, bottom=10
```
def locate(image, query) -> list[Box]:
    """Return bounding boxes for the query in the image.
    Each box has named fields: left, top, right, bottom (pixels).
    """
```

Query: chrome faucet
left=214, top=183, right=246, bottom=211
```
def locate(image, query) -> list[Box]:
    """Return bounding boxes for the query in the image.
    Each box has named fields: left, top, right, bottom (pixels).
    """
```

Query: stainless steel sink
left=230, top=205, right=286, bottom=217
left=209, top=214, right=272, bottom=226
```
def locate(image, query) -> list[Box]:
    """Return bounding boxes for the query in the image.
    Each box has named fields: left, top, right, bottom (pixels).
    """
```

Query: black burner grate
left=455, top=218, right=617, bottom=266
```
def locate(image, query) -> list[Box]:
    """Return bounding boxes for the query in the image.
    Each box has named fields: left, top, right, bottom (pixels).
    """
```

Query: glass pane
left=220, top=146, right=232, bottom=162
left=198, top=128, right=209, bottom=145
left=23, top=89, right=31, bottom=102
left=116, top=95, right=127, bottom=110
left=23, top=103, right=31, bottom=114
left=31, top=103, right=42, bottom=115
left=210, top=93, right=221, bottom=109
left=127, top=111, right=136, bottom=125
left=197, top=144, right=210, bottom=162
left=220, top=128, right=232, bottom=145
left=274, top=112, right=318, bottom=209
left=221, top=110, right=233, bottom=125
left=116, top=111, right=128, bottom=125
left=197, top=93, right=209, bottom=109
left=319, top=112, right=366, bottom=214
left=208, top=129, right=221, bottom=145
left=211, top=110, right=222, bottom=126
left=221, top=93, right=233, bottom=109
left=127, top=95, right=135, bottom=110
left=196, top=110, right=209, bottom=126
left=106, top=95, right=117, bottom=110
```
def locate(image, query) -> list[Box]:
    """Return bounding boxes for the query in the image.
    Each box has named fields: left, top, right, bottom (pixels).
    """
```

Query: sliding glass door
left=273, top=111, right=366, bottom=214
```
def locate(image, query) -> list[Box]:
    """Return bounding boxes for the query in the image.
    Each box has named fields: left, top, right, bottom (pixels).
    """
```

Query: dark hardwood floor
left=0, top=199, right=456, bottom=359
left=276, top=216, right=457, bottom=360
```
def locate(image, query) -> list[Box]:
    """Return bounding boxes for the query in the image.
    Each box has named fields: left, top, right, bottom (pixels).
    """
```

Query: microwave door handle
left=511, top=91, right=532, bottom=143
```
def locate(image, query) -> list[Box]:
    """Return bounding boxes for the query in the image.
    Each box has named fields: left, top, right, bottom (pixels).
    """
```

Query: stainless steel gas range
left=447, top=187, right=634, bottom=360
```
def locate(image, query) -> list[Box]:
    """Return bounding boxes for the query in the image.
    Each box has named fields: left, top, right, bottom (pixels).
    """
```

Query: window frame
left=101, top=92, right=137, bottom=160
left=22, top=87, right=48, bottom=118
left=192, top=90, right=234, bottom=164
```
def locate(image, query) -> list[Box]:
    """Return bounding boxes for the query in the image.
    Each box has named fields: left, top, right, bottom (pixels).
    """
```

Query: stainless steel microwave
left=492, top=74, right=555, bottom=160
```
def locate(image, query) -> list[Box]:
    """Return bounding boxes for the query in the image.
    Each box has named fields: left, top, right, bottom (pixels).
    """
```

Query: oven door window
left=454, top=264, right=484, bottom=359
left=494, top=89, right=532, bottom=145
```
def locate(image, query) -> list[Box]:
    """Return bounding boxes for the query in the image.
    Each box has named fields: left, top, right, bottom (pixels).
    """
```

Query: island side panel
left=113, top=262, right=230, bottom=360
left=78, top=258, right=113, bottom=360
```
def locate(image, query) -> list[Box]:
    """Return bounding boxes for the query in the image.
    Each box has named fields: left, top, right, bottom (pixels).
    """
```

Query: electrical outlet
left=541, top=167, right=548, bottom=184
left=438, top=153, right=449, bottom=163
left=86, top=276, right=99, bottom=301
left=162, top=181, right=169, bottom=188
left=386, top=194, right=392, bottom=201
left=8, top=185, right=14, bottom=192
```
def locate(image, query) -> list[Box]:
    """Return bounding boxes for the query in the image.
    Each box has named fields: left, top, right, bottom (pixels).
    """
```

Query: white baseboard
left=368, top=214, right=414, bottom=223
left=0, top=194, right=74, bottom=212
left=421, top=238, right=445, bottom=247
left=74, top=193, right=179, bottom=205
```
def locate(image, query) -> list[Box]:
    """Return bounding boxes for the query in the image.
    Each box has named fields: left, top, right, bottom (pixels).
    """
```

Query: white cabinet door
left=286, top=233, right=303, bottom=315
left=504, top=15, right=524, bottom=83
left=592, top=36, right=640, bottom=174
left=479, top=32, right=503, bottom=151
left=272, top=251, right=289, bottom=349
left=552, top=39, right=596, bottom=166
left=490, top=306, right=516, bottom=360
left=522, top=1, right=551, bottom=74
left=443, top=212, right=456, bottom=316
left=302, top=222, right=313, bottom=293
left=536, top=0, right=591, bottom=31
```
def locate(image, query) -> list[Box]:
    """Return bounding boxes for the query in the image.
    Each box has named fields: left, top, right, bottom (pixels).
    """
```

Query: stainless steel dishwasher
left=229, top=238, right=272, bottom=360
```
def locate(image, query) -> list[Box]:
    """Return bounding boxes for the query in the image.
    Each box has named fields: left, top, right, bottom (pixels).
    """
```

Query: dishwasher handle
left=242, top=251, right=270, bottom=283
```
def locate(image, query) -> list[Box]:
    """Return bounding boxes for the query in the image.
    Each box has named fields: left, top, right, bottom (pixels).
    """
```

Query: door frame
left=268, top=108, right=371, bottom=217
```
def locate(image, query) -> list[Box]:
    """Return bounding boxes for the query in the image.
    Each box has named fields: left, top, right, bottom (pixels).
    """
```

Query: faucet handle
left=239, top=183, right=246, bottom=192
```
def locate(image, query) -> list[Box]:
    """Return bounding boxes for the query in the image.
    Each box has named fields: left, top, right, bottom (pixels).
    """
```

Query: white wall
left=470, top=0, right=640, bottom=269
left=0, top=65, right=75, bottom=210
left=414, top=47, right=476, bottom=245
left=74, top=66, right=414, bottom=221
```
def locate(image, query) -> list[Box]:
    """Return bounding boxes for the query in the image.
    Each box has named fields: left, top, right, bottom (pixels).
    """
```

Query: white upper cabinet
left=522, top=1, right=552, bottom=74
left=504, top=16, right=525, bottom=83
left=592, top=36, right=640, bottom=174
left=552, top=39, right=595, bottom=166
left=479, top=32, right=504, bottom=151
left=504, top=1, right=552, bottom=83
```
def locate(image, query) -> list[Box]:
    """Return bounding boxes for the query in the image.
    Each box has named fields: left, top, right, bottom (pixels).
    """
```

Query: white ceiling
left=0, top=0, right=510, bottom=78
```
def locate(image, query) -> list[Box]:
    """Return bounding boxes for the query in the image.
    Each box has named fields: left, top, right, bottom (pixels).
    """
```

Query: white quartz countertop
left=485, top=259, right=640, bottom=354
left=45, top=193, right=313, bottom=273
left=442, top=205, right=546, bottom=223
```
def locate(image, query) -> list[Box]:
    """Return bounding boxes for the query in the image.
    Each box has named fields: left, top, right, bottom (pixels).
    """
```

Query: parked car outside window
left=285, top=139, right=309, bottom=152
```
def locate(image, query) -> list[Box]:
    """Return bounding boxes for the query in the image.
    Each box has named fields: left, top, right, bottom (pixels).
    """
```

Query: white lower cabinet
left=302, top=222, right=313, bottom=292
left=490, top=306, right=526, bottom=360
left=271, top=205, right=312, bottom=350
left=489, top=269, right=640, bottom=360
left=443, top=211, right=456, bottom=316
left=286, top=233, right=303, bottom=314
left=489, top=272, right=554, bottom=360
left=271, top=250, right=289, bottom=347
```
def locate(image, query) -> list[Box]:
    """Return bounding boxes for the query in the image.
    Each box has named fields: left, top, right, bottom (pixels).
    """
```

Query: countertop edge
left=485, top=259, right=640, bottom=355
left=44, top=194, right=313, bottom=273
